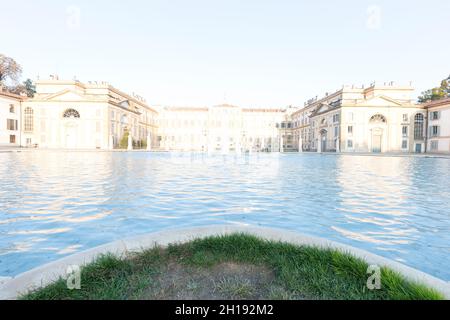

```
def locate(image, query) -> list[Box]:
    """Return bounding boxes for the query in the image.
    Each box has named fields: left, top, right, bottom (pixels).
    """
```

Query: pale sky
left=1, top=0, right=449, bottom=107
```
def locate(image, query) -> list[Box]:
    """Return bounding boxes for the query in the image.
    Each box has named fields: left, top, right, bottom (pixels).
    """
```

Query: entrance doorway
left=321, top=136, right=327, bottom=152
left=319, top=129, right=327, bottom=152
left=372, top=134, right=382, bottom=153
left=65, top=123, right=78, bottom=148
left=415, top=143, right=422, bottom=153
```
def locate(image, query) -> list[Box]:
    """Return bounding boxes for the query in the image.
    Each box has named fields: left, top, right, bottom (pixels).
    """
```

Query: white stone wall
left=302, top=84, right=427, bottom=153
left=22, top=101, right=110, bottom=149
left=0, top=93, right=22, bottom=147
left=20, top=79, right=158, bottom=150
left=427, top=102, right=450, bottom=153
left=157, top=105, right=284, bottom=152
left=340, top=106, right=425, bottom=153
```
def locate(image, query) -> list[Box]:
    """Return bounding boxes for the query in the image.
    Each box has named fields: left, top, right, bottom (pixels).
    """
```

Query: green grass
left=21, top=233, right=444, bottom=300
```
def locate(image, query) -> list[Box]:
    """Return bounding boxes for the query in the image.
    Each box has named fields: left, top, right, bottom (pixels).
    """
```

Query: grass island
left=22, top=234, right=444, bottom=300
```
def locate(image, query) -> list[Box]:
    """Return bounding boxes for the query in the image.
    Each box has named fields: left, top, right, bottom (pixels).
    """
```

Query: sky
left=1, top=0, right=449, bottom=107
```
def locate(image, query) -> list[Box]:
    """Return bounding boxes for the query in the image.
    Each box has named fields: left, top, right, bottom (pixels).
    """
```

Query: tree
left=0, top=54, right=22, bottom=86
left=22, top=79, right=36, bottom=97
left=7, top=79, right=36, bottom=97
left=119, top=130, right=130, bottom=149
left=418, top=75, right=450, bottom=103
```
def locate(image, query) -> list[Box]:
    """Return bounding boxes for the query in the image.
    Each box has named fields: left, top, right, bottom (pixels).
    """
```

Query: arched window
left=24, top=107, right=34, bottom=132
left=63, top=109, right=80, bottom=118
left=414, top=113, right=424, bottom=140
left=370, top=114, right=387, bottom=123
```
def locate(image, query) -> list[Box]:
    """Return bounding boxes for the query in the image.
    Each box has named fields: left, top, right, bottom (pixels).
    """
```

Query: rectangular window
left=347, top=140, right=353, bottom=148
left=402, top=126, right=408, bottom=137
left=431, top=125, right=440, bottom=137
left=334, top=126, right=339, bottom=137
left=9, top=135, right=16, bottom=143
left=431, top=140, right=439, bottom=151
left=402, top=140, right=408, bottom=149
left=348, top=126, right=353, bottom=135
left=430, top=111, right=440, bottom=120
left=402, top=114, right=408, bottom=122
left=348, top=112, right=354, bottom=122
left=9, top=104, right=15, bottom=113
left=6, top=119, right=18, bottom=130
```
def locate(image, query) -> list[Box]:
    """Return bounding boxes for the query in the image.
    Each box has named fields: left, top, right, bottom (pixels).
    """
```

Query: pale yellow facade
left=3, top=78, right=449, bottom=155
left=426, top=98, right=450, bottom=154
left=21, top=78, right=158, bottom=149
left=0, top=89, right=24, bottom=147
left=157, top=104, right=286, bottom=152
left=291, top=83, right=427, bottom=153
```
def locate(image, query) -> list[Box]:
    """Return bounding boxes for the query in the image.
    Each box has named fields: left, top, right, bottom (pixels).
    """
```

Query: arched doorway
left=64, top=122, right=78, bottom=148
left=319, top=129, right=327, bottom=152
left=63, top=109, right=80, bottom=148
left=369, top=114, right=387, bottom=153
left=371, top=128, right=383, bottom=153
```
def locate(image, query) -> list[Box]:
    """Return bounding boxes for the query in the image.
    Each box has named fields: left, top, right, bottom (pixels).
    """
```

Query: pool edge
left=1, top=225, right=449, bottom=300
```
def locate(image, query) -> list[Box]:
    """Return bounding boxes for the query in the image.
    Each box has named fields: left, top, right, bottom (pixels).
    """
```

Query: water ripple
left=0, top=151, right=449, bottom=280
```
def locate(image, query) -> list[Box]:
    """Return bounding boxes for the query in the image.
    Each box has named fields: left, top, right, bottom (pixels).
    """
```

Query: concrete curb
left=1, top=225, right=449, bottom=300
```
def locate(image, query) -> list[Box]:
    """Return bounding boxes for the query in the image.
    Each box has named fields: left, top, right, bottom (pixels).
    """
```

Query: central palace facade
left=1, top=77, right=449, bottom=154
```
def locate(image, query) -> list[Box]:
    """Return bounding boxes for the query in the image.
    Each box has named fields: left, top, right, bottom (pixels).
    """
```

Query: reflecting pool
left=0, top=151, right=449, bottom=280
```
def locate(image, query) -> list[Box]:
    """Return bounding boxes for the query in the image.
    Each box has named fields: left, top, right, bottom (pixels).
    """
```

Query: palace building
left=21, top=77, right=158, bottom=149
left=289, top=82, right=427, bottom=153
left=156, top=104, right=287, bottom=153
left=425, top=98, right=450, bottom=153
left=0, top=88, right=24, bottom=148
left=1, top=76, right=448, bottom=155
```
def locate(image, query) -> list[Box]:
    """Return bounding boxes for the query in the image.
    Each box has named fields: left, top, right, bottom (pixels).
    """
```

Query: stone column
left=127, top=133, right=133, bottom=150
left=235, top=136, right=241, bottom=155
left=298, top=135, right=303, bottom=153
left=109, top=135, right=114, bottom=150
left=147, top=133, right=152, bottom=151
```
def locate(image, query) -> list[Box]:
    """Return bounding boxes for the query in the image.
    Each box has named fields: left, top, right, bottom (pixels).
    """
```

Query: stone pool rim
left=1, top=225, right=449, bottom=300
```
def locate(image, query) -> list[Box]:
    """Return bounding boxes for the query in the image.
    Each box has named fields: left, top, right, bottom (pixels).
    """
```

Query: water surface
left=0, top=151, right=449, bottom=280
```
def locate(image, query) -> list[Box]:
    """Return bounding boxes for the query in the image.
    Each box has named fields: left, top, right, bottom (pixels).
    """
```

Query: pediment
left=312, top=103, right=331, bottom=115
left=41, top=89, right=90, bottom=101
left=119, top=100, right=131, bottom=108
left=356, top=95, right=404, bottom=107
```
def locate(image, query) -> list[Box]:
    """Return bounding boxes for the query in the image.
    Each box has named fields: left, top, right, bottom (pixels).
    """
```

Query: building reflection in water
left=333, top=155, right=418, bottom=250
